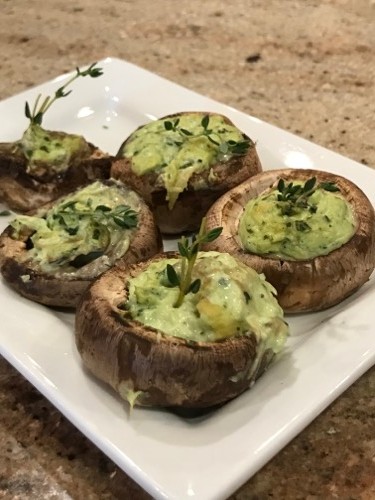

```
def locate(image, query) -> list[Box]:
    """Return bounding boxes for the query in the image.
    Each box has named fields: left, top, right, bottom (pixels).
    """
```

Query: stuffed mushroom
left=111, top=111, right=262, bottom=234
left=75, top=250, right=289, bottom=409
left=0, top=130, right=112, bottom=212
left=0, top=180, right=162, bottom=307
left=0, top=63, right=112, bottom=212
left=203, top=169, right=375, bottom=312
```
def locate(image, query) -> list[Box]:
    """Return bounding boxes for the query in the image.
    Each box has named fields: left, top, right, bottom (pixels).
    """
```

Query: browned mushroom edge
left=0, top=180, right=163, bottom=308
left=75, top=252, right=278, bottom=409
left=203, top=168, right=375, bottom=313
left=111, top=112, right=263, bottom=234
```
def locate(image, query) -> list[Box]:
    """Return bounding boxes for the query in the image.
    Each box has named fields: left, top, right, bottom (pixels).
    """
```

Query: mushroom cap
left=75, top=253, right=277, bottom=409
left=204, top=169, right=375, bottom=312
left=0, top=180, right=162, bottom=307
left=111, top=112, right=263, bottom=234
left=0, top=140, right=112, bottom=213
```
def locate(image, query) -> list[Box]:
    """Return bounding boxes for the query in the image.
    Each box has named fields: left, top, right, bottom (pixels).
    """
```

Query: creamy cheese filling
left=120, top=113, right=248, bottom=209
left=20, top=123, right=91, bottom=177
left=11, top=181, right=140, bottom=273
left=239, top=183, right=356, bottom=260
left=126, top=252, right=288, bottom=351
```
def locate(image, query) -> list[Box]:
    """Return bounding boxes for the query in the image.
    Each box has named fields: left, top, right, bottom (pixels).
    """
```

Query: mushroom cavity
left=204, top=169, right=375, bottom=312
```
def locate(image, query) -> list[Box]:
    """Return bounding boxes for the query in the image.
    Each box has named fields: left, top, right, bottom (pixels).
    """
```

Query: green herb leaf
left=0, top=210, right=11, bottom=216
left=201, top=115, right=210, bottom=129
left=229, top=140, right=250, bottom=155
left=180, top=128, right=193, bottom=136
left=207, top=135, right=220, bottom=146
left=55, top=88, right=72, bottom=99
left=320, top=181, right=340, bottom=192
left=190, top=244, right=200, bottom=257
left=77, top=62, right=103, bottom=78
left=95, top=205, right=112, bottom=212
left=303, top=177, right=316, bottom=193
left=164, top=120, right=173, bottom=131
left=25, top=102, right=32, bottom=120
left=177, top=240, right=189, bottom=258
left=189, top=279, right=201, bottom=294
left=70, top=250, right=104, bottom=268
left=112, top=214, right=137, bottom=228
left=277, top=178, right=285, bottom=193
left=111, top=205, right=138, bottom=228
left=166, top=264, right=180, bottom=287
left=201, top=227, right=223, bottom=243
left=33, top=112, right=43, bottom=125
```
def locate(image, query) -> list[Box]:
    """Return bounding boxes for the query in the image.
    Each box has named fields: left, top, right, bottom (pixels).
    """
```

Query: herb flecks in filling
left=239, top=177, right=356, bottom=260
left=20, top=124, right=90, bottom=178
left=121, top=113, right=252, bottom=209
left=11, top=182, right=139, bottom=272
left=19, top=63, right=103, bottom=178
left=126, top=251, right=289, bottom=348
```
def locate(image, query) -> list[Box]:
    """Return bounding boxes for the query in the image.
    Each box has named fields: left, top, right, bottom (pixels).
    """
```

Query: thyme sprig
left=163, top=115, right=251, bottom=160
left=277, top=177, right=340, bottom=216
left=25, top=62, right=103, bottom=125
left=50, top=200, right=138, bottom=234
left=163, top=218, right=222, bottom=308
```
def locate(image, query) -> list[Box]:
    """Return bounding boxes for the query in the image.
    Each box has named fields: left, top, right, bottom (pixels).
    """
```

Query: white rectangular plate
left=0, top=57, right=374, bottom=500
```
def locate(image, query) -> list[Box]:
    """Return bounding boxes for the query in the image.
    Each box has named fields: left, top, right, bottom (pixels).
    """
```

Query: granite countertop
left=0, top=1, right=374, bottom=498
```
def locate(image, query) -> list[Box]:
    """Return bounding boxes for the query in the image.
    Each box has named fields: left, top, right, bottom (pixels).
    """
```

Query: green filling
left=238, top=183, right=356, bottom=260
left=126, top=252, right=288, bottom=351
left=120, top=113, right=247, bottom=209
left=11, top=181, right=139, bottom=272
left=118, top=381, right=145, bottom=409
left=19, top=123, right=90, bottom=176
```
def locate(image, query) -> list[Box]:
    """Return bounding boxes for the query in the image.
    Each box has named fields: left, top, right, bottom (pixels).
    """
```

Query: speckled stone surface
left=0, top=1, right=375, bottom=499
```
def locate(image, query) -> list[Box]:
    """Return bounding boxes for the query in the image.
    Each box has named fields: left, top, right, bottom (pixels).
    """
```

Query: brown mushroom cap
left=0, top=140, right=112, bottom=213
left=111, top=112, right=263, bottom=234
left=203, top=168, right=375, bottom=313
left=75, top=253, right=276, bottom=409
left=0, top=180, right=162, bottom=308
